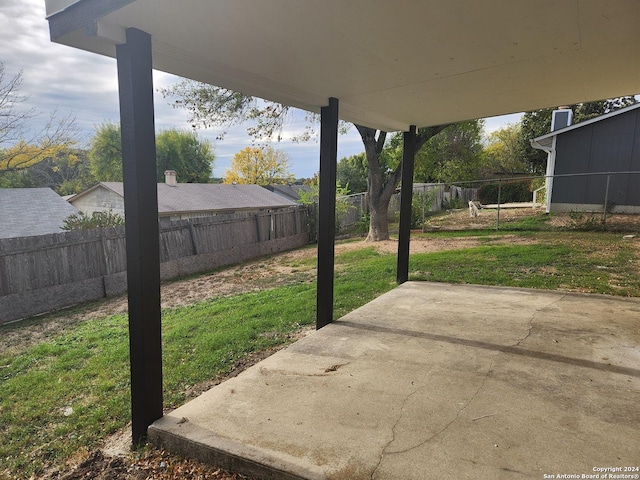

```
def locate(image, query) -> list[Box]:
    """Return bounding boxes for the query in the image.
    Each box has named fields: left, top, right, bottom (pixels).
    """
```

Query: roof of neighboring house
left=266, top=184, right=312, bottom=203
left=531, top=103, right=640, bottom=150
left=0, top=188, right=78, bottom=239
left=70, top=182, right=297, bottom=214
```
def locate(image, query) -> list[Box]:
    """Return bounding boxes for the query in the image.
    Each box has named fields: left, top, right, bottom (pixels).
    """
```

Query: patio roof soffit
left=46, top=0, right=640, bottom=132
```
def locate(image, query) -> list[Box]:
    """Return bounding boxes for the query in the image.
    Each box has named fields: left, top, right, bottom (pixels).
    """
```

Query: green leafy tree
left=27, top=149, right=93, bottom=195
left=156, top=129, right=214, bottom=183
left=519, top=108, right=554, bottom=173
left=298, top=174, right=352, bottom=232
left=88, top=124, right=214, bottom=183
left=163, top=81, right=295, bottom=141
left=371, top=121, right=483, bottom=185
left=413, top=120, right=484, bottom=183
left=224, top=146, right=293, bottom=185
left=482, top=124, right=528, bottom=177
left=337, top=153, right=368, bottom=194
left=88, top=122, right=122, bottom=181
left=0, top=170, right=34, bottom=188
left=573, top=97, right=637, bottom=122
left=355, top=125, right=449, bottom=240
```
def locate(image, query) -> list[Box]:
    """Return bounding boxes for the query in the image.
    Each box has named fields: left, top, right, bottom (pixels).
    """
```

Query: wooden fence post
left=255, top=213, right=262, bottom=242
left=188, top=222, right=199, bottom=255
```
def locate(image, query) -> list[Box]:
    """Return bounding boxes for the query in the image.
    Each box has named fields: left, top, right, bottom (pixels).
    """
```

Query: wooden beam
left=397, top=125, right=417, bottom=284
left=316, top=98, right=339, bottom=329
left=116, top=27, right=163, bottom=444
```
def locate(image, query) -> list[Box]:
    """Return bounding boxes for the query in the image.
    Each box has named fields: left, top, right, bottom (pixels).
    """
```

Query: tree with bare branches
left=0, top=62, right=77, bottom=175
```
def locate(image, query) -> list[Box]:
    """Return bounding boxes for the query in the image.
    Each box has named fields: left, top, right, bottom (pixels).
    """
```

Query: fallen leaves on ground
left=45, top=449, right=251, bottom=480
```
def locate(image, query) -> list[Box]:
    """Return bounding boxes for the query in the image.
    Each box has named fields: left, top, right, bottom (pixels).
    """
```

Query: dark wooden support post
left=397, top=125, right=417, bottom=284
left=116, top=28, right=163, bottom=444
left=316, top=97, right=339, bottom=329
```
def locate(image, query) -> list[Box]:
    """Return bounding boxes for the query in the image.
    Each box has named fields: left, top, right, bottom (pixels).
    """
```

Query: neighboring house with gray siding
left=531, top=103, right=640, bottom=213
left=0, top=188, right=78, bottom=238
left=70, top=173, right=297, bottom=221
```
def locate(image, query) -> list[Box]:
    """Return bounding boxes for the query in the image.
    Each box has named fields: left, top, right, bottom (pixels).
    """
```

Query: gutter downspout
left=530, top=138, right=555, bottom=213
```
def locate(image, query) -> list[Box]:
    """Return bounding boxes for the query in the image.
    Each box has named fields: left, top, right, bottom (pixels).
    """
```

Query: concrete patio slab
left=148, top=282, right=640, bottom=480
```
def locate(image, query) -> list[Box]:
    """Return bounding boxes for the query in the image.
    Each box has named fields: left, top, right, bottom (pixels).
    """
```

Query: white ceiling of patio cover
left=46, top=0, right=640, bottom=132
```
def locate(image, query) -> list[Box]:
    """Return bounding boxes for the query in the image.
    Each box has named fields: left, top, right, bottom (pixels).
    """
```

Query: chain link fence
left=413, top=171, right=640, bottom=230
left=334, top=171, right=640, bottom=233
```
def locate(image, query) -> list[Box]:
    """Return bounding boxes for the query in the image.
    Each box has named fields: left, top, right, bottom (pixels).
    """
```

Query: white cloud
left=2, top=0, right=527, bottom=179
left=1, top=0, right=359, bottom=177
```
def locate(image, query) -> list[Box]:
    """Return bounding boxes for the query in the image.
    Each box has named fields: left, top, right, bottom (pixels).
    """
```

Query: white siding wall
left=71, top=187, right=125, bottom=216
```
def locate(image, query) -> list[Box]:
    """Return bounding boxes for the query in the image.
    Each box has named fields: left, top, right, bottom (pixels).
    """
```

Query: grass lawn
left=1, top=224, right=638, bottom=478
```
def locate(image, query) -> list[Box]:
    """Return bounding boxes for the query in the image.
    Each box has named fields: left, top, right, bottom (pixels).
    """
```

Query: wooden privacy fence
left=336, top=192, right=401, bottom=231
left=0, top=207, right=311, bottom=324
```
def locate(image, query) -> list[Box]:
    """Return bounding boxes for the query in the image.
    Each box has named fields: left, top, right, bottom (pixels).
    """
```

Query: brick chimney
left=165, top=170, right=177, bottom=186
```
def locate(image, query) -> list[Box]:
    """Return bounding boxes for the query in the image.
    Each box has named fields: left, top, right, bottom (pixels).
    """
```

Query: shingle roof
left=266, top=184, right=312, bottom=203
left=92, top=182, right=297, bottom=214
left=0, top=188, right=78, bottom=239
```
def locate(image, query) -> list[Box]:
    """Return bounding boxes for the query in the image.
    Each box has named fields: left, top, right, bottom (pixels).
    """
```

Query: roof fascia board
left=161, top=206, right=288, bottom=216
left=71, top=182, right=124, bottom=203
left=45, top=0, right=81, bottom=17
left=99, top=182, right=125, bottom=197
left=531, top=102, right=640, bottom=144
left=47, top=0, right=134, bottom=41
left=67, top=182, right=104, bottom=202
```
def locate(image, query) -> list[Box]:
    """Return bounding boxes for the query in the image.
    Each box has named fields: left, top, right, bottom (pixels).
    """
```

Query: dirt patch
left=425, top=206, right=543, bottom=229
left=545, top=211, right=640, bottom=230
left=425, top=207, right=640, bottom=232
left=361, top=234, right=537, bottom=255
left=43, top=449, right=249, bottom=480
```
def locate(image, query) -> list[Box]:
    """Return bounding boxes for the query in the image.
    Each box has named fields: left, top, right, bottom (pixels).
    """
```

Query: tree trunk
left=366, top=191, right=390, bottom=241
left=355, top=123, right=449, bottom=242
left=354, top=124, right=399, bottom=242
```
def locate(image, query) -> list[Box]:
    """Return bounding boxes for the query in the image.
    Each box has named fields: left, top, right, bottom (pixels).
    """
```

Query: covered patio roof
left=46, top=0, right=640, bottom=449
left=47, top=0, right=640, bottom=132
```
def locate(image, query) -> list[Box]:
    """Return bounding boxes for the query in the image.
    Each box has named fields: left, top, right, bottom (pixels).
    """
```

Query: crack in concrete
left=516, top=315, right=535, bottom=347
left=372, top=359, right=496, bottom=478
left=393, top=357, right=496, bottom=457
left=516, top=293, right=567, bottom=347
left=371, top=294, right=568, bottom=478
left=370, top=384, right=427, bottom=480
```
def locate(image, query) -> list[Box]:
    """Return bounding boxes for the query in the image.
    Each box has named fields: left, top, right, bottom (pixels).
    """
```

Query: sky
left=0, top=0, right=522, bottom=180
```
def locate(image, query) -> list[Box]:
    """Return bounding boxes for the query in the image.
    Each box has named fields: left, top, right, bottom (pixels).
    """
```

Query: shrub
left=478, top=179, right=532, bottom=204
left=355, top=212, right=370, bottom=236
left=568, top=210, right=604, bottom=231
left=441, top=196, right=466, bottom=211
left=62, top=210, right=125, bottom=230
left=411, top=190, right=437, bottom=228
